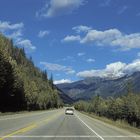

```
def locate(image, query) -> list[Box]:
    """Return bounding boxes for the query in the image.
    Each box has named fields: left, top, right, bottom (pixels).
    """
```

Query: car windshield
left=66, top=108, right=73, bottom=111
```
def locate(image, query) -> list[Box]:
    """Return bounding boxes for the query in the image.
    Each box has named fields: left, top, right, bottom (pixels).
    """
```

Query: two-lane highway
left=0, top=108, right=140, bottom=140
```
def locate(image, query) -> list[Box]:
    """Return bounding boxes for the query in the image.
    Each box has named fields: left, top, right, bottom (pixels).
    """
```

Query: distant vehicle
left=65, top=108, right=74, bottom=115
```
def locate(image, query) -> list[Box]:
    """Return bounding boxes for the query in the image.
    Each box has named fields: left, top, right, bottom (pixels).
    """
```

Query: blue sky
left=0, top=0, right=140, bottom=84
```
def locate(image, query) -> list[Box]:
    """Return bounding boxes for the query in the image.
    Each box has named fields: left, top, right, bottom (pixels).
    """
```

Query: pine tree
left=49, top=74, right=54, bottom=89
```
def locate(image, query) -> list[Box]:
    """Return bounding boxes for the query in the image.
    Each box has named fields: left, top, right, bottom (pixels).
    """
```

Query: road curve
left=0, top=108, right=139, bottom=140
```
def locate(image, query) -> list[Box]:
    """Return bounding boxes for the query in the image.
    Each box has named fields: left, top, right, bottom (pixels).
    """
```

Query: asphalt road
left=0, top=108, right=139, bottom=140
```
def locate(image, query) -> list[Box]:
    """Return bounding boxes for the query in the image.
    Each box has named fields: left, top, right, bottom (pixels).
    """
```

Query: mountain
left=57, top=72, right=140, bottom=100
left=55, top=86, right=74, bottom=104
left=0, top=33, right=63, bottom=112
left=58, top=92, right=74, bottom=104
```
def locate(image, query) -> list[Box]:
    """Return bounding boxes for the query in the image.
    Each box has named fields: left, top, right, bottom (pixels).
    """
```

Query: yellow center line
left=0, top=111, right=63, bottom=140
left=0, top=124, right=37, bottom=140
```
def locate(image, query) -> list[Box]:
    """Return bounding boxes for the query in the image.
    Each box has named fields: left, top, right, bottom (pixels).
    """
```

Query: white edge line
left=75, top=113, right=104, bottom=140
left=0, top=136, right=97, bottom=138
left=0, top=135, right=140, bottom=138
left=76, top=111, right=140, bottom=137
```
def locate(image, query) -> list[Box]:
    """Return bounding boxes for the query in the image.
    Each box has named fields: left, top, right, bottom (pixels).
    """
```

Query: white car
left=65, top=108, right=74, bottom=115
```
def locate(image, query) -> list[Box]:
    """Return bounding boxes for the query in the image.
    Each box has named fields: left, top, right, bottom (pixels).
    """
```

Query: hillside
left=0, top=34, right=64, bottom=112
left=55, top=86, right=74, bottom=104
left=57, top=72, right=140, bottom=100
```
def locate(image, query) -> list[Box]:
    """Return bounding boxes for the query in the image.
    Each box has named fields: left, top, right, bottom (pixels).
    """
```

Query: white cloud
left=82, top=29, right=140, bottom=50
left=16, top=39, right=36, bottom=50
left=54, top=79, right=72, bottom=84
left=77, top=52, right=85, bottom=56
left=77, top=70, right=99, bottom=78
left=38, top=30, right=50, bottom=38
left=111, top=33, right=140, bottom=51
left=40, top=62, right=65, bottom=71
left=7, top=30, right=22, bottom=39
left=0, top=21, right=24, bottom=32
left=137, top=52, right=140, bottom=57
left=77, top=61, right=126, bottom=78
left=72, top=25, right=91, bottom=33
left=36, top=0, right=86, bottom=18
left=63, top=26, right=140, bottom=51
left=62, top=56, right=74, bottom=61
left=77, top=60, right=140, bottom=78
left=123, top=59, right=140, bottom=74
left=118, top=6, right=128, bottom=15
left=66, top=70, right=76, bottom=74
left=100, top=0, right=111, bottom=7
left=40, top=62, right=75, bottom=74
left=62, top=35, right=81, bottom=42
left=81, top=28, right=122, bottom=45
left=56, top=56, right=75, bottom=62
left=0, top=21, right=24, bottom=40
left=0, top=20, right=36, bottom=52
left=87, top=58, right=95, bottom=63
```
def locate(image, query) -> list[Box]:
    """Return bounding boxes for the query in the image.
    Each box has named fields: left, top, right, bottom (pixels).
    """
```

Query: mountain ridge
left=57, top=72, right=140, bottom=100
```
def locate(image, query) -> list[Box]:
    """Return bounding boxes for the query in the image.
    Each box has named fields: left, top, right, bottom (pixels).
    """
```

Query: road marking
left=0, top=124, right=37, bottom=140
left=77, top=111, right=140, bottom=137
left=102, top=136, right=140, bottom=138
left=0, top=111, right=63, bottom=140
left=75, top=114, right=104, bottom=140
left=0, top=135, right=140, bottom=138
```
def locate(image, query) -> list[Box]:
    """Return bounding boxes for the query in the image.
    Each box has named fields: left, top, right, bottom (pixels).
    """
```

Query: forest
left=0, top=33, right=62, bottom=112
left=74, top=92, right=140, bottom=128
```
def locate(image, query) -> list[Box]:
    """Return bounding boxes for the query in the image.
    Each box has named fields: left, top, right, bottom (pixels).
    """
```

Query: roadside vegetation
left=0, top=33, right=63, bottom=112
left=74, top=92, right=140, bottom=129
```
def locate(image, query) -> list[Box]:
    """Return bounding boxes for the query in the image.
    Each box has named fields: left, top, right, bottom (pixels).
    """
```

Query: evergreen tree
left=0, top=33, right=62, bottom=112
left=49, top=74, right=54, bottom=89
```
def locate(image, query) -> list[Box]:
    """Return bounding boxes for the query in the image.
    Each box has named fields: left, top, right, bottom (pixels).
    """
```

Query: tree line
left=74, top=92, right=140, bottom=128
left=0, top=33, right=63, bottom=112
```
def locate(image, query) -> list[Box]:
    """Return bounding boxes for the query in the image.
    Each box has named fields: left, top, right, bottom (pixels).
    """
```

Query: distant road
left=0, top=108, right=139, bottom=140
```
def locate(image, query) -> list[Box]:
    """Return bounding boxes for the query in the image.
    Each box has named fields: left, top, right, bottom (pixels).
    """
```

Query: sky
left=0, top=0, right=140, bottom=84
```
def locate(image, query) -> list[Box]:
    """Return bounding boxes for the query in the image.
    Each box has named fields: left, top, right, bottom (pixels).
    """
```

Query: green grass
left=81, top=111, right=140, bottom=135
